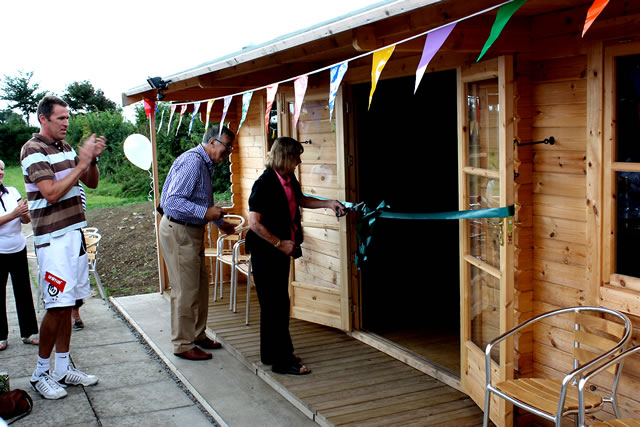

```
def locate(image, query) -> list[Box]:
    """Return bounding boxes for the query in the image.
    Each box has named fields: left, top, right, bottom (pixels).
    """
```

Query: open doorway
left=352, top=70, right=460, bottom=375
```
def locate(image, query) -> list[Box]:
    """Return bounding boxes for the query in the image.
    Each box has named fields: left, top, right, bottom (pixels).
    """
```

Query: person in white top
left=0, top=159, right=39, bottom=351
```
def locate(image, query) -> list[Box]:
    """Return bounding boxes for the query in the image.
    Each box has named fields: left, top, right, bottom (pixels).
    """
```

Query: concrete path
left=112, top=293, right=315, bottom=427
left=1, top=289, right=214, bottom=426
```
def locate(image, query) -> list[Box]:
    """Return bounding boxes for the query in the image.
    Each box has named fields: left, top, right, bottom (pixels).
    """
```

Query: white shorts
left=36, top=230, right=90, bottom=309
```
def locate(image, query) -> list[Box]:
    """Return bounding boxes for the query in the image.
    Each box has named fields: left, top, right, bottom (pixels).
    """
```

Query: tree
left=62, top=81, right=117, bottom=113
left=0, top=109, right=38, bottom=165
left=0, top=71, right=46, bottom=125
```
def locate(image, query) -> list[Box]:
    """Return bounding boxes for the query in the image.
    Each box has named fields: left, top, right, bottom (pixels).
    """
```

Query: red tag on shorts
left=44, top=272, right=67, bottom=292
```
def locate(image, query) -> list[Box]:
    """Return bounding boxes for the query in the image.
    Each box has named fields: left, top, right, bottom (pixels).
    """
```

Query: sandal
left=272, top=363, right=311, bottom=375
left=0, top=340, right=7, bottom=351
left=22, top=335, right=39, bottom=345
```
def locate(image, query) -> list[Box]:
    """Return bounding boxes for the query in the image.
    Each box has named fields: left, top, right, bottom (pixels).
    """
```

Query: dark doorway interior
left=353, top=70, right=460, bottom=374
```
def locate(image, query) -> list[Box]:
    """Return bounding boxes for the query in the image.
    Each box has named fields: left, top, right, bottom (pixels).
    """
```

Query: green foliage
left=135, top=103, right=231, bottom=195
left=0, top=110, right=38, bottom=166
left=1, top=165, right=26, bottom=198
left=62, top=81, right=117, bottom=113
left=0, top=71, right=46, bottom=125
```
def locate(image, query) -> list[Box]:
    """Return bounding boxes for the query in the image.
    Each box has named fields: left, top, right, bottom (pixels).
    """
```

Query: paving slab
left=113, top=293, right=316, bottom=427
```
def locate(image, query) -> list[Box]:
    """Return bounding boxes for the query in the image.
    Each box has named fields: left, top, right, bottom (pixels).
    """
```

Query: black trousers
left=251, top=246, right=295, bottom=370
left=0, top=248, right=38, bottom=340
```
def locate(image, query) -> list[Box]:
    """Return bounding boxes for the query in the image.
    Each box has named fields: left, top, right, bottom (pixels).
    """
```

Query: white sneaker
left=52, top=367, right=99, bottom=387
left=30, top=371, right=67, bottom=400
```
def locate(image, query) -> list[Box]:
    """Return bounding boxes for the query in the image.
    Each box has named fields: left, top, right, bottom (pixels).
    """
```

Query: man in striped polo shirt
left=20, top=95, right=105, bottom=400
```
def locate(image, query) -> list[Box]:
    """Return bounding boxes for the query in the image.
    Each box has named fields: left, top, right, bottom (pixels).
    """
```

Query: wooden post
left=148, top=100, right=168, bottom=293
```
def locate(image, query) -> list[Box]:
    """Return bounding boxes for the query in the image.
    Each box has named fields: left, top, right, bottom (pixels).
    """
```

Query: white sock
left=35, top=356, right=50, bottom=377
left=54, top=352, right=70, bottom=376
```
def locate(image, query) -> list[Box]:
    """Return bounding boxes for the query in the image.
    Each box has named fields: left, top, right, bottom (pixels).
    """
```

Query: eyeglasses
left=215, top=138, right=234, bottom=152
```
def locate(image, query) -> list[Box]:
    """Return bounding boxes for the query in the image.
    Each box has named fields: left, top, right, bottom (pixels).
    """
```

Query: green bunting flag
left=477, top=0, right=527, bottom=62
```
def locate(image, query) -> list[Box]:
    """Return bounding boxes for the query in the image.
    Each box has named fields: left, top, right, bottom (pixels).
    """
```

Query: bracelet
left=274, top=239, right=281, bottom=248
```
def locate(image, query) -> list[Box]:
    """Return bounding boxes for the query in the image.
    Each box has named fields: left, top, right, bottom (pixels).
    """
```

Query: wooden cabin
left=122, top=0, right=640, bottom=424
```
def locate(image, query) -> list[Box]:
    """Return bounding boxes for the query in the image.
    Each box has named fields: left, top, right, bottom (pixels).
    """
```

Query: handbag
left=0, top=389, right=33, bottom=424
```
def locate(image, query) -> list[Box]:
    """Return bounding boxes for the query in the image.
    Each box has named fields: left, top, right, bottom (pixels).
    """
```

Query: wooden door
left=458, top=56, right=515, bottom=426
left=284, top=87, right=352, bottom=331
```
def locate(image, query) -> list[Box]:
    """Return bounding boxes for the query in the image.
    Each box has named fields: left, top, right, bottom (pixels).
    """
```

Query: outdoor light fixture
left=147, top=76, right=171, bottom=101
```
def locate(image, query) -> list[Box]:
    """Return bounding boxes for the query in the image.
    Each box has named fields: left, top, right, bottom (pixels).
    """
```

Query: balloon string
left=148, top=169, right=154, bottom=202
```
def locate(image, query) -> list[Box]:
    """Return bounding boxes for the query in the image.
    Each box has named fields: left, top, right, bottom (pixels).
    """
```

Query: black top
left=246, top=168, right=304, bottom=256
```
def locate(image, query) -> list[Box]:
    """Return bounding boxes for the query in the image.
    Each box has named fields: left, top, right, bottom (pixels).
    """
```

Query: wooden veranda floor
left=206, top=281, right=484, bottom=426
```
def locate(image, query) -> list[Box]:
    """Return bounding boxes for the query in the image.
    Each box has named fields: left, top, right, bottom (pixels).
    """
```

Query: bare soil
left=86, top=201, right=160, bottom=297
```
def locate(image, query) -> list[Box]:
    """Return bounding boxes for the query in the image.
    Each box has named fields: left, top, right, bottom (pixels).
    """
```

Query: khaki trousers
left=158, top=216, right=209, bottom=353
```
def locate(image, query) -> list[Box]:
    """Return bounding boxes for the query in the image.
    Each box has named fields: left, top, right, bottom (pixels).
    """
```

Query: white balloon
left=123, top=134, right=152, bottom=170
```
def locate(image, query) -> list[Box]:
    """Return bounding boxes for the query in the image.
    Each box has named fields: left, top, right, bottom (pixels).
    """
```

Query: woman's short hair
left=266, top=137, right=304, bottom=172
left=0, top=159, right=4, bottom=169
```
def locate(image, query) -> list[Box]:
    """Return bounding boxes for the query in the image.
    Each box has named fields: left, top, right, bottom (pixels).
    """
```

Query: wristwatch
left=90, top=157, right=99, bottom=166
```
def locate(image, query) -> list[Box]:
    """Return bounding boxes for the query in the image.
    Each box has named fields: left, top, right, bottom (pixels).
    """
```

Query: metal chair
left=483, top=306, right=632, bottom=427
left=230, top=238, right=252, bottom=319
left=214, top=223, right=248, bottom=303
left=24, top=233, right=41, bottom=312
left=83, top=231, right=106, bottom=300
left=578, top=345, right=640, bottom=427
left=205, top=214, right=245, bottom=298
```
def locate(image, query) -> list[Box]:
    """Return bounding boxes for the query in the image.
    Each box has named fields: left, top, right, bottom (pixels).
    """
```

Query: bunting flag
left=265, top=84, right=279, bottom=130
left=175, top=104, right=187, bottom=136
left=205, top=99, right=215, bottom=133
left=238, top=91, right=253, bottom=133
left=220, top=96, right=233, bottom=137
left=582, top=0, right=609, bottom=37
left=157, top=107, right=165, bottom=131
left=477, top=0, right=527, bottom=62
left=143, top=99, right=155, bottom=120
left=188, top=102, right=201, bottom=136
left=369, top=45, right=396, bottom=109
left=415, top=23, right=456, bottom=93
left=329, top=62, right=348, bottom=121
left=293, top=75, right=308, bottom=129
left=167, top=104, right=177, bottom=135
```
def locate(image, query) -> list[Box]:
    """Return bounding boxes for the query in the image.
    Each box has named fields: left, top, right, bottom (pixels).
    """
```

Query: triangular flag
left=415, top=23, right=456, bottom=93
left=219, top=96, right=233, bottom=137
left=188, top=102, right=201, bottom=136
left=293, top=75, right=308, bottom=129
left=238, top=91, right=253, bottom=133
left=167, top=104, right=177, bottom=135
left=477, top=0, right=527, bottom=62
left=143, top=99, right=155, bottom=120
left=205, top=99, right=215, bottom=133
left=329, top=62, right=348, bottom=121
left=157, top=106, right=165, bottom=131
left=582, top=0, right=609, bottom=37
left=176, top=104, right=187, bottom=136
left=369, top=45, right=395, bottom=109
left=265, top=84, right=278, bottom=130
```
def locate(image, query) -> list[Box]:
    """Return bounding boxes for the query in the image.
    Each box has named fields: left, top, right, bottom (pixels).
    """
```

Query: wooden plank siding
left=206, top=282, right=485, bottom=426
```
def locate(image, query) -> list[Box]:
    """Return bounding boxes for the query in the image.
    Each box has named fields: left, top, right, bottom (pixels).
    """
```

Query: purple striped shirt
left=160, top=144, right=215, bottom=226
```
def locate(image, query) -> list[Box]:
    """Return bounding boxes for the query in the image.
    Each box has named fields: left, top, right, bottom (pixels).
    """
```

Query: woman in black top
left=246, top=137, right=345, bottom=375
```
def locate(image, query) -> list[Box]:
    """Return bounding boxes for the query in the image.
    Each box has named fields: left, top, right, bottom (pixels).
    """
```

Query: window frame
left=600, top=41, right=640, bottom=315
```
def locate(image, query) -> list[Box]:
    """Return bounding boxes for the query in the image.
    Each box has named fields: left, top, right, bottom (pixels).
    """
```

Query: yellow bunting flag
left=369, top=45, right=395, bottom=110
left=205, top=99, right=215, bottom=133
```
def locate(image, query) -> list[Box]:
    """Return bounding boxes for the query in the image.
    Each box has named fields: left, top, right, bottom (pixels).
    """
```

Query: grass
left=4, top=165, right=230, bottom=210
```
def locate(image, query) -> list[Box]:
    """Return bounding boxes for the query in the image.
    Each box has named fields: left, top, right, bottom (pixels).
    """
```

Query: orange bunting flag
left=369, top=45, right=395, bottom=110
left=205, top=99, right=214, bottom=133
left=265, top=84, right=279, bottom=131
left=582, top=0, right=609, bottom=37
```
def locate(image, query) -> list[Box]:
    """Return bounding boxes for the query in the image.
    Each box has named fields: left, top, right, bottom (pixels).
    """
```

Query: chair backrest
left=217, top=225, right=250, bottom=253
left=83, top=227, right=98, bottom=234
left=224, top=214, right=245, bottom=228
left=572, top=311, right=630, bottom=375
left=84, top=231, right=101, bottom=268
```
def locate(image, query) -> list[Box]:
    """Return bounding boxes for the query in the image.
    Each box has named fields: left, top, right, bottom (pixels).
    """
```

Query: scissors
left=336, top=201, right=365, bottom=217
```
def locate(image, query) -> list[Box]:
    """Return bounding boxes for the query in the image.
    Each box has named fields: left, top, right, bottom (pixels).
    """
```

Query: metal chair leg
left=245, top=261, right=252, bottom=326
left=483, top=388, right=491, bottom=427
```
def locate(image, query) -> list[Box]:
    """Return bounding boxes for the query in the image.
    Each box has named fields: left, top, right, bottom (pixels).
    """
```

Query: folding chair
left=83, top=231, right=106, bottom=300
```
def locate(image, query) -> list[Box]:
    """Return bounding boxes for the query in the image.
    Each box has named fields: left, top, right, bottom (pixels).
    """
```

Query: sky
left=1, top=0, right=384, bottom=120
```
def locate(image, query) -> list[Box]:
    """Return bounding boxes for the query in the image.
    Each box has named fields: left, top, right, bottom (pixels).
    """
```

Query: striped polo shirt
left=20, top=133, right=87, bottom=247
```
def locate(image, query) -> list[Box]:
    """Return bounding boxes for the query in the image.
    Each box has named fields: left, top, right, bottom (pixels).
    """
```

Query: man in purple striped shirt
left=159, top=124, right=236, bottom=361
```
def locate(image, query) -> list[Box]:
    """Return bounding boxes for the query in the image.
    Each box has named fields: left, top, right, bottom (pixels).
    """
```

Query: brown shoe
left=174, top=347, right=212, bottom=361
left=194, top=337, right=222, bottom=350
